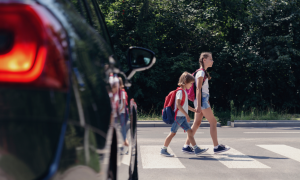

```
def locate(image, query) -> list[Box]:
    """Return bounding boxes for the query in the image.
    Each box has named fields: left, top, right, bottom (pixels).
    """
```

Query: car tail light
left=0, top=3, right=69, bottom=90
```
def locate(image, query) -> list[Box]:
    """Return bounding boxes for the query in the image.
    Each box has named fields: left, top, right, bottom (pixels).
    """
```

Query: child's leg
left=161, top=123, right=179, bottom=157
left=163, top=120, right=180, bottom=147
left=202, top=107, right=219, bottom=146
left=164, top=132, right=176, bottom=147
left=187, top=128, right=209, bottom=155
left=185, top=112, right=203, bottom=145
left=186, top=129, right=196, bottom=146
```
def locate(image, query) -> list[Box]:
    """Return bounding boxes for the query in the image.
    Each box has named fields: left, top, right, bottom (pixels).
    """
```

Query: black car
left=0, top=0, right=155, bottom=180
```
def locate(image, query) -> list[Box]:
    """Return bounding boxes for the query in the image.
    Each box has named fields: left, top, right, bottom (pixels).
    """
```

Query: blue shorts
left=170, top=116, right=191, bottom=133
left=120, top=113, right=127, bottom=141
left=194, top=93, right=210, bottom=110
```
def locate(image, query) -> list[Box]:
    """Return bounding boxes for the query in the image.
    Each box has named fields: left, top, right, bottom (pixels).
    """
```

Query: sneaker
left=214, top=144, right=230, bottom=154
left=160, top=148, right=174, bottom=157
left=194, top=147, right=209, bottom=156
left=182, top=146, right=194, bottom=154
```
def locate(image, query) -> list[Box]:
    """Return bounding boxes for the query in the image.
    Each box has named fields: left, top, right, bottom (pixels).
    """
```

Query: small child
left=118, top=77, right=129, bottom=146
left=161, top=72, right=208, bottom=157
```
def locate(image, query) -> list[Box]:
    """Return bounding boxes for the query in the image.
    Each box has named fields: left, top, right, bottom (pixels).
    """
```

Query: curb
left=137, top=120, right=300, bottom=128
left=137, top=121, right=220, bottom=127
left=229, top=120, right=300, bottom=127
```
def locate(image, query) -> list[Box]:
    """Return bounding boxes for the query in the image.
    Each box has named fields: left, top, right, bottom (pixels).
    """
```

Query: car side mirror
left=125, top=46, right=156, bottom=79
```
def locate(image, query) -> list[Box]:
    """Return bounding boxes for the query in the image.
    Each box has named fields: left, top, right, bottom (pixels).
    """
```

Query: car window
left=90, top=0, right=113, bottom=46
left=70, top=0, right=90, bottom=23
left=71, top=0, right=113, bottom=50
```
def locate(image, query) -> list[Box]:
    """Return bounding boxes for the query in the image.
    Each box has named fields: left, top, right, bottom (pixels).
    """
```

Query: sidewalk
left=137, top=120, right=300, bottom=127
left=230, top=120, right=300, bottom=127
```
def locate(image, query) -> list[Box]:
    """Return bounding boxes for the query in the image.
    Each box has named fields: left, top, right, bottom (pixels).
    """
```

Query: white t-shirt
left=119, top=91, right=126, bottom=114
left=174, top=89, right=188, bottom=117
left=195, top=70, right=209, bottom=94
left=113, top=94, right=119, bottom=118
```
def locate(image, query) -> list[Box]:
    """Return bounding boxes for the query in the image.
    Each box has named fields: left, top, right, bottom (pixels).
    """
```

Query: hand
left=196, top=106, right=201, bottom=113
left=186, top=115, right=191, bottom=122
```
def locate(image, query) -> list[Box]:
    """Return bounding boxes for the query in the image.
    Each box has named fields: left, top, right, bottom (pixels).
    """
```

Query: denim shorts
left=170, top=116, right=191, bottom=133
left=120, top=113, right=127, bottom=141
left=193, top=93, right=210, bottom=110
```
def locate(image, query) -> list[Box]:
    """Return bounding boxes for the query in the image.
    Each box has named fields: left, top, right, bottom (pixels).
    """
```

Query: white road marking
left=244, top=132, right=300, bottom=134
left=257, top=145, right=300, bottom=163
left=121, top=145, right=131, bottom=166
left=140, top=146, right=185, bottom=169
left=121, top=153, right=130, bottom=166
left=163, top=132, right=204, bottom=134
left=203, top=145, right=270, bottom=169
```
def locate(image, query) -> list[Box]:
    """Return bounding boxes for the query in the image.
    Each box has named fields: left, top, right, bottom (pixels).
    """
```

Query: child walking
left=161, top=72, right=208, bottom=157
left=183, top=52, right=230, bottom=154
left=118, top=77, right=129, bottom=146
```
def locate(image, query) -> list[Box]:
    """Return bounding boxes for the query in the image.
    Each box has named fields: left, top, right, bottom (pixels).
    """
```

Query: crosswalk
left=257, top=145, right=300, bottom=163
left=140, top=144, right=300, bottom=169
left=140, top=146, right=185, bottom=169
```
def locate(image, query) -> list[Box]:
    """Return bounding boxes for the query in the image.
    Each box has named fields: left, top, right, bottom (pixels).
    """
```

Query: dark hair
left=199, top=52, right=212, bottom=80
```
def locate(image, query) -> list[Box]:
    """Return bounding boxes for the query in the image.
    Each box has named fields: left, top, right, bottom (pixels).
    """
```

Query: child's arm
left=119, top=98, right=125, bottom=112
left=188, top=105, right=196, bottom=113
left=119, top=91, right=126, bottom=112
left=196, top=77, right=204, bottom=113
left=176, top=99, right=190, bottom=122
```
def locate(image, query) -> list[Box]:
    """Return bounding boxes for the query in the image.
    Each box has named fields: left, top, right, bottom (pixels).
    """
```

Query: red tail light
left=0, top=3, right=69, bottom=90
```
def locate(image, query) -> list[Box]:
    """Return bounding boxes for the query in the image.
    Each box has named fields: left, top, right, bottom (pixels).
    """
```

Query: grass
left=231, top=110, right=300, bottom=121
left=138, top=113, right=161, bottom=121
left=137, top=109, right=300, bottom=122
left=138, top=111, right=209, bottom=121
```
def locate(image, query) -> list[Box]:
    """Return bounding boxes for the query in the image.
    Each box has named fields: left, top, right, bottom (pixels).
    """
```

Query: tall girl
left=118, top=77, right=129, bottom=146
left=182, top=52, right=230, bottom=154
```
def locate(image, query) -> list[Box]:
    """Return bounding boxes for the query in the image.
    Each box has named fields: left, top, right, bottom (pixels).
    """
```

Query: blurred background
left=98, top=0, right=300, bottom=124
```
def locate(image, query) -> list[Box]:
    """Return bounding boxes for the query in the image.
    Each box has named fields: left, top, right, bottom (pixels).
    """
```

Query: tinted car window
left=86, top=0, right=113, bottom=49
left=70, top=0, right=112, bottom=49
left=70, top=0, right=91, bottom=26
left=71, top=0, right=112, bottom=49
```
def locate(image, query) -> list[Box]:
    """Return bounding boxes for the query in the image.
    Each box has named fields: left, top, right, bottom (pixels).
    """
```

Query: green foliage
left=99, top=0, right=300, bottom=114
left=231, top=108, right=293, bottom=121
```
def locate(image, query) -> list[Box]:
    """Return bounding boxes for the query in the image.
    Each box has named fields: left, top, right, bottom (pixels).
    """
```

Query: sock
left=183, top=144, right=189, bottom=148
left=214, top=145, right=219, bottom=149
left=163, top=146, right=168, bottom=149
left=193, top=145, right=198, bottom=149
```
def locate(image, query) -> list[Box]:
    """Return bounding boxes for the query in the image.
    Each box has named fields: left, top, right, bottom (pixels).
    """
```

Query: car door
left=30, top=0, right=115, bottom=179
left=0, top=0, right=155, bottom=179
left=69, top=0, right=136, bottom=179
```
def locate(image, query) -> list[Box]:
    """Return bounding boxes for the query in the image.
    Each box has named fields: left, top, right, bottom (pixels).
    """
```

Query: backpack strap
left=173, top=88, right=187, bottom=132
left=174, top=88, right=185, bottom=118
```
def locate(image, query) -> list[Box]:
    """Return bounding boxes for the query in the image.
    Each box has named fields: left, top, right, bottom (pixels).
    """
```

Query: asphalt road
left=137, top=126, right=300, bottom=180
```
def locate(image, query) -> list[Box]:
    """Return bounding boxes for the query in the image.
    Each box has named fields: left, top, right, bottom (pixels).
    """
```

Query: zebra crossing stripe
left=140, top=146, right=185, bottom=169
left=244, top=132, right=300, bottom=134
left=121, top=152, right=130, bottom=166
left=203, top=145, right=270, bottom=169
left=257, top=145, right=300, bottom=163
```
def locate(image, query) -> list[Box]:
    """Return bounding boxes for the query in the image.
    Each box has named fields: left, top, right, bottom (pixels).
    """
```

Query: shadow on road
left=174, top=154, right=288, bottom=161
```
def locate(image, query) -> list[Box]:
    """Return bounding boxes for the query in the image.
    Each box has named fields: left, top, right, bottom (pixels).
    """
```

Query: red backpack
left=186, top=68, right=207, bottom=103
left=162, top=87, right=185, bottom=124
